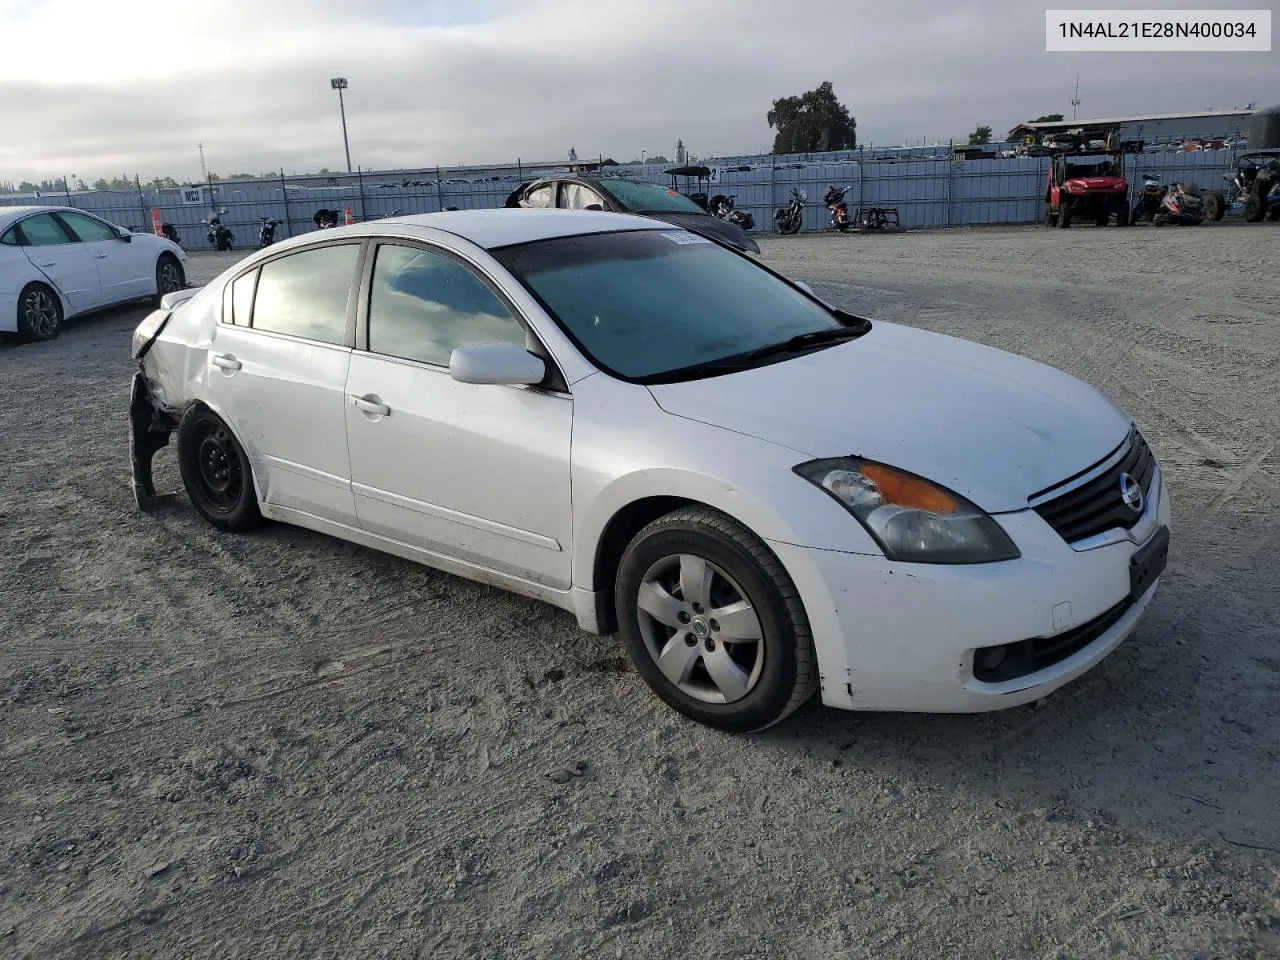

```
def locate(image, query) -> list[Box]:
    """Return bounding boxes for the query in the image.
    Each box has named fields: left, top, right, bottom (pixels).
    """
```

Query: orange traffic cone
left=344, top=206, right=354, bottom=225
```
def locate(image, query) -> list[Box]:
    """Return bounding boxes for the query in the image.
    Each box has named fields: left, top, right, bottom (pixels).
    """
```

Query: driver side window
left=367, top=244, right=526, bottom=367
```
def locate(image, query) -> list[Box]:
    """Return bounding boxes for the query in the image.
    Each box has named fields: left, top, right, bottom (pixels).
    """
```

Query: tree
left=767, top=81, right=856, bottom=154
left=92, top=178, right=110, bottom=191
left=968, top=125, right=993, bottom=145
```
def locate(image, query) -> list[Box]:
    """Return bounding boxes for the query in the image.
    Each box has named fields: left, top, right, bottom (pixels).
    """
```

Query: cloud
left=0, top=0, right=1273, bottom=182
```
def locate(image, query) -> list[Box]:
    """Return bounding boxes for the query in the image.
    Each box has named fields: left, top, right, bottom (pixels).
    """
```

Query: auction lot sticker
left=1046, top=9, right=1271, bottom=50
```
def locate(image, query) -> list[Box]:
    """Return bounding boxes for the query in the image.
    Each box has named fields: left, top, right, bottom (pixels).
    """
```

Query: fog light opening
left=978, top=646, right=1008, bottom=672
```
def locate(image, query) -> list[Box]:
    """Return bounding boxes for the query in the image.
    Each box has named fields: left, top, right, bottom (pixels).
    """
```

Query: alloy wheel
left=635, top=553, right=765, bottom=704
left=22, top=289, right=59, bottom=338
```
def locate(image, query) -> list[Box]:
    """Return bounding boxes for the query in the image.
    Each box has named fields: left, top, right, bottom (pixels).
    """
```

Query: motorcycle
left=823, top=185, right=854, bottom=231
left=313, top=208, right=341, bottom=229
left=258, top=217, right=283, bottom=247
left=204, top=208, right=233, bottom=251
left=708, top=194, right=755, bottom=231
left=1152, top=181, right=1206, bottom=226
left=1130, top=174, right=1166, bottom=224
left=772, top=188, right=805, bottom=235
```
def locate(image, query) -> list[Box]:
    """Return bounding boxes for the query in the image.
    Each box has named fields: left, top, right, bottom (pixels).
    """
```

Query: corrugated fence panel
left=0, top=145, right=1246, bottom=244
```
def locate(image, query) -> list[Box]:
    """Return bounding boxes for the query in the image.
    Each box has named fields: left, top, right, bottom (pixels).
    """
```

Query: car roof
left=0, top=205, right=78, bottom=230
left=372, top=208, right=667, bottom=249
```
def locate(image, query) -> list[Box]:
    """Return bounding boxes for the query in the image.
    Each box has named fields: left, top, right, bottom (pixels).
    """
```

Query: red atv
left=1044, top=152, right=1130, bottom=228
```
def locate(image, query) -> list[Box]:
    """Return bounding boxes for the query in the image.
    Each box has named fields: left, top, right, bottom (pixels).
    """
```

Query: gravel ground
left=1, top=224, right=1278, bottom=960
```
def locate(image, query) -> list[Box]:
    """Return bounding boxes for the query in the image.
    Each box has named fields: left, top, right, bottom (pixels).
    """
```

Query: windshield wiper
left=738, top=325, right=866, bottom=363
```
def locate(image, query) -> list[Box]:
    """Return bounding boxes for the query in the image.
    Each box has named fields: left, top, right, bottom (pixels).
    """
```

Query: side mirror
left=117, top=229, right=133, bottom=242
left=449, top=341, right=545, bottom=386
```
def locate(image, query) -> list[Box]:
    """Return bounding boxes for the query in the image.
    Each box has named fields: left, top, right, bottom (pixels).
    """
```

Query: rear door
left=56, top=211, right=150, bottom=304
left=201, top=241, right=364, bottom=524
left=15, top=213, right=103, bottom=312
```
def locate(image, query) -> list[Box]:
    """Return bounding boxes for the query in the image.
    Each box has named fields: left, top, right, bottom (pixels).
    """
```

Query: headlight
left=794, top=457, right=1020, bottom=564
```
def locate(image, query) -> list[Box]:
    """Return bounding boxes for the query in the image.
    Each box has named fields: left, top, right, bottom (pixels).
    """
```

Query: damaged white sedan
left=130, top=209, right=1170, bottom=731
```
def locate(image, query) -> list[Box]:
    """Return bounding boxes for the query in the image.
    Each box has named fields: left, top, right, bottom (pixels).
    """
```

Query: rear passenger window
left=250, top=244, right=358, bottom=344
left=521, top=185, right=555, bottom=208
left=230, top=270, right=257, bottom=325
left=0, top=227, right=17, bottom=246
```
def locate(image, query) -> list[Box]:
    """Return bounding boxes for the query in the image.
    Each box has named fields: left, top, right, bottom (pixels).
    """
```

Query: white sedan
left=1, top=205, right=188, bottom=341
left=129, top=210, right=1170, bottom=731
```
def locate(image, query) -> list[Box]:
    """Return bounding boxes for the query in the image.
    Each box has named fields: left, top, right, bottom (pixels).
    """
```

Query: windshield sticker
left=662, top=232, right=712, bottom=244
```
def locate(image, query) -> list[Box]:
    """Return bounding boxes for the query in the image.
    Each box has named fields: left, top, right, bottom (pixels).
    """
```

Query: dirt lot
left=2, top=224, right=1278, bottom=960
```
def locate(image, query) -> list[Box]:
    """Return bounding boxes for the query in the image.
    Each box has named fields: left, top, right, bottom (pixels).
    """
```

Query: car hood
left=646, top=321, right=1131, bottom=513
left=637, top=211, right=761, bottom=254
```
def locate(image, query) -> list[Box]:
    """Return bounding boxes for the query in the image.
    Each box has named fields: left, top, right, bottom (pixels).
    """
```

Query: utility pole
left=198, top=143, right=207, bottom=182
left=330, top=78, right=352, bottom=173
left=1071, top=74, right=1081, bottom=120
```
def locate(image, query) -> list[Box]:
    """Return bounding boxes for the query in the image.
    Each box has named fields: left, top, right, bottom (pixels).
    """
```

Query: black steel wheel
left=176, top=405, right=261, bottom=532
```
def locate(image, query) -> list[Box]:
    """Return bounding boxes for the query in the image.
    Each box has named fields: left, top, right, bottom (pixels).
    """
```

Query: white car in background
left=0, top=206, right=188, bottom=341
left=129, top=209, right=1171, bottom=732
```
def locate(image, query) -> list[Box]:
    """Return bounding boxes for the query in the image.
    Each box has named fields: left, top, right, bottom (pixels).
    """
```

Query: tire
left=176, top=404, right=262, bottom=532
left=16, top=282, right=63, bottom=342
left=153, top=254, right=184, bottom=306
left=1244, top=192, right=1266, bottom=222
left=1205, top=192, right=1225, bottom=222
left=615, top=506, right=817, bottom=732
left=1115, top=204, right=1130, bottom=227
left=1094, top=214, right=1108, bottom=227
left=1057, top=203, right=1072, bottom=228
left=1044, top=209, right=1055, bottom=228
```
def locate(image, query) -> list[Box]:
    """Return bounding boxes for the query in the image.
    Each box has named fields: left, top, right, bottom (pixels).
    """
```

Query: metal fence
left=0, top=144, right=1241, bottom=249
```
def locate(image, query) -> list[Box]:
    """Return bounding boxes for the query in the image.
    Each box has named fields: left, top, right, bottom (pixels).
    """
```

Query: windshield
left=491, top=229, right=853, bottom=382
left=599, top=179, right=708, bottom=213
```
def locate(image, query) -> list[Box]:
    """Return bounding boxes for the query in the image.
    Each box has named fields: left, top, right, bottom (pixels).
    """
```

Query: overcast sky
left=0, top=0, right=1274, bottom=183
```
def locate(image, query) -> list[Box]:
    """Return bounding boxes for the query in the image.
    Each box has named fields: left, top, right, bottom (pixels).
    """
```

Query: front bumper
left=770, top=472, right=1172, bottom=713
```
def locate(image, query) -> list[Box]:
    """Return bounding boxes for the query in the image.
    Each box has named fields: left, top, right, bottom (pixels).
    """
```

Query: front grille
left=1033, top=428, right=1156, bottom=544
left=973, top=599, right=1131, bottom=683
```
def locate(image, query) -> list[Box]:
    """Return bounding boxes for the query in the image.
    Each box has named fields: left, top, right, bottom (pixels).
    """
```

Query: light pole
left=330, top=77, right=352, bottom=173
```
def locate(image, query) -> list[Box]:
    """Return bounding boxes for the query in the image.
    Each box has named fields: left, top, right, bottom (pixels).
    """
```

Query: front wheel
left=1244, top=193, right=1266, bottom=222
left=1057, top=202, right=1072, bottom=228
left=176, top=405, right=262, bottom=532
left=615, top=507, right=817, bottom=731
left=1205, top=192, right=1225, bottom=221
left=153, top=254, right=184, bottom=306
left=1115, top=204, right=1130, bottom=227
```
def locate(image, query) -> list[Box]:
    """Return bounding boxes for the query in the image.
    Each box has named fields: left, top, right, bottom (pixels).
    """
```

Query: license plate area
left=1129, top=525, right=1169, bottom=603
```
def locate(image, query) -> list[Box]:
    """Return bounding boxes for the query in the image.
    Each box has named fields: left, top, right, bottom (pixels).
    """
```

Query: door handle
left=37, top=261, right=57, bottom=267
left=350, top=394, right=391, bottom=417
left=211, top=354, right=241, bottom=371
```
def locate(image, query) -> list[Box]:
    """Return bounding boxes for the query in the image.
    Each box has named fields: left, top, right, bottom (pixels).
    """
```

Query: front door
left=344, top=240, right=572, bottom=589
left=16, top=212, right=104, bottom=311
left=201, top=242, right=363, bottom=523
left=57, top=211, right=151, bottom=304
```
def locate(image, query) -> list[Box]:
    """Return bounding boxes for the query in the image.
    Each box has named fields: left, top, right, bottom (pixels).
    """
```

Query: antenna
left=1071, top=75, right=1081, bottom=120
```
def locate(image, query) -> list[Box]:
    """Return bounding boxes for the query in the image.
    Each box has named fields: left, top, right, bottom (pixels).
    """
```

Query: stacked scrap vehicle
left=1205, top=104, right=1280, bottom=223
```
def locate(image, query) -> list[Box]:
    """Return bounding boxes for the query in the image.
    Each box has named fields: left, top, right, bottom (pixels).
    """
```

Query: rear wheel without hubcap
left=616, top=507, right=816, bottom=731
left=176, top=405, right=261, bottom=532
